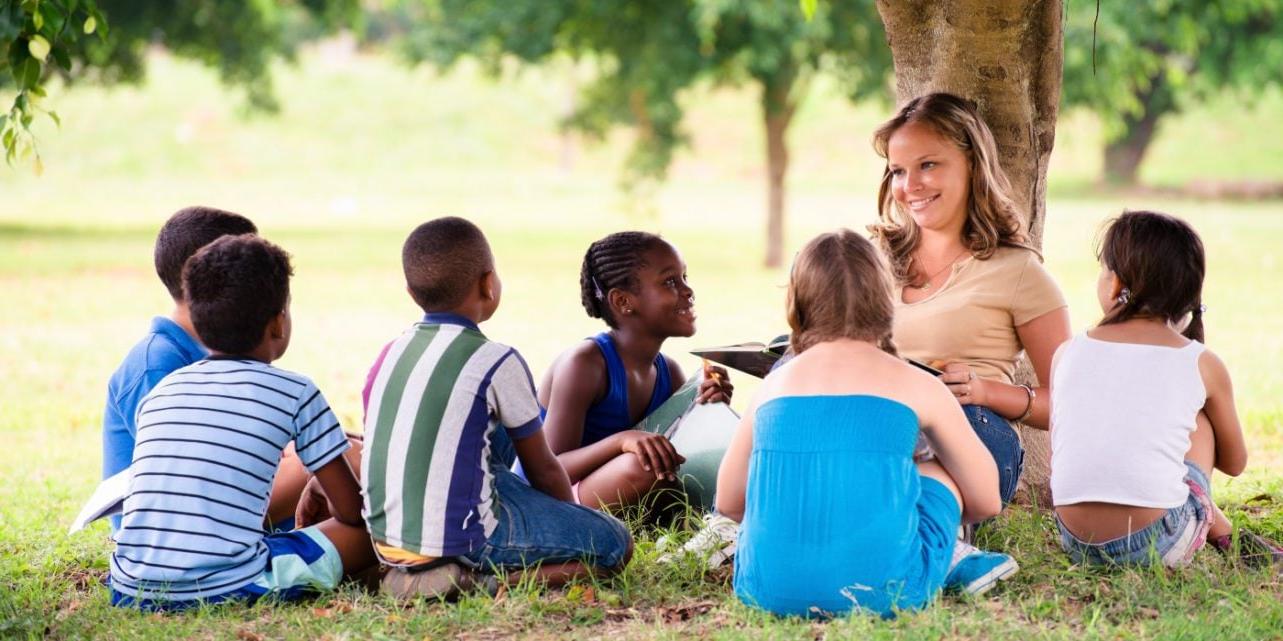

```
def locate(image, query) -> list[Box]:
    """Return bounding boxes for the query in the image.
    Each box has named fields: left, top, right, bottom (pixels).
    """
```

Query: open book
left=689, top=335, right=790, bottom=378
left=635, top=376, right=740, bottom=511
left=693, top=334, right=944, bottom=379
left=69, top=468, right=131, bottom=534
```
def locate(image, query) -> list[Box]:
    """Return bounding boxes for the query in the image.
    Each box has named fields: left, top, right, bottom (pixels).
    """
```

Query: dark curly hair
left=1097, top=210, right=1206, bottom=342
left=183, top=235, right=293, bottom=355
left=402, top=217, right=493, bottom=313
left=580, top=231, right=666, bottom=328
left=154, top=206, right=258, bottom=300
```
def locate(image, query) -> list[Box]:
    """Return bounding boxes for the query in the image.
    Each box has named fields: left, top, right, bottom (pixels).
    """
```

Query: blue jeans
left=1056, top=462, right=1213, bottom=567
left=464, top=466, right=632, bottom=572
left=963, top=405, right=1023, bottom=506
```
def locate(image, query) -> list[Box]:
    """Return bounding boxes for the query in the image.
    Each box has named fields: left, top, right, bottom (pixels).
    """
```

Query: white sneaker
left=658, top=513, right=739, bottom=569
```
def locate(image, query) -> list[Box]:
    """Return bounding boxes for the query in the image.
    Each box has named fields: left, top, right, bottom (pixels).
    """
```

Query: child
left=109, top=235, right=374, bottom=610
left=537, top=231, right=732, bottom=512
left=717, top=229, right=1002, bottom=618
left=362, top=217, right=632, bottom=597
left=1050, top=210, right=1283, bottom=567
left=101, top=206, right=311, bottom=533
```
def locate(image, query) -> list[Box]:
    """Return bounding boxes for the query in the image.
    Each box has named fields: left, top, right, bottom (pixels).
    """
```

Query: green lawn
left=2, top=51, right=1282, bottom=640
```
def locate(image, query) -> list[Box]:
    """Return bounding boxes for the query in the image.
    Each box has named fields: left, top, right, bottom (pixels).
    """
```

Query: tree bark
left=1102, top=71, right=1173, bottom=185
left=876, top=0, right=1063, bottom=506
left=754, top=66, right=795, bottom=271
left=762, top=74, right=797, bottom=269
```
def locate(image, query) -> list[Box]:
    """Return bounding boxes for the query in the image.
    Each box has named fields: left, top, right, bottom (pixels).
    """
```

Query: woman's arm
left=1200, top=349, right=1247, bottom=476
left=942, top=307, right=1070, bottom=429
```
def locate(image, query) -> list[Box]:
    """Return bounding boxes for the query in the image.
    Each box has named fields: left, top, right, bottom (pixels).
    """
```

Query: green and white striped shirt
left=361, top=314, right=543, bottom=556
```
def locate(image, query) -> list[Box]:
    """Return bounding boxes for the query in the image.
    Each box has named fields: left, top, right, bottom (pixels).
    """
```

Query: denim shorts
left=963, top=405, right=1024, bottom=506
left=464, top=466, right=632, bottom=572
left=1056, top=461, right=1213, bottom=568
left=110, top=526, right=342, bottom=612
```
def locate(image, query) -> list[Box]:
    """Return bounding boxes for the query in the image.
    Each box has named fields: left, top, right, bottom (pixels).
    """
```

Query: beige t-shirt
left=892, top=246, right=1066, bottom=384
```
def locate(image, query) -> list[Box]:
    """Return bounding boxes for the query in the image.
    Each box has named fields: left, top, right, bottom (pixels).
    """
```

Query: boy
left=101, top=207, right=314, bottom=532
left=362, top=217, right=631, bottom=597
left=109, top=235, right=374, bottom=610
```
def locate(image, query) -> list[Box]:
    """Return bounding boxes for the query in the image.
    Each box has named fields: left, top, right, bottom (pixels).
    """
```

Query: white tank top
left=1050, top=333, right=1206, bottom=508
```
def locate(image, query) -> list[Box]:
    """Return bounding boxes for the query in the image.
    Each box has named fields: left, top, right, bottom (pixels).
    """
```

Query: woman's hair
left=868, top=92, right=1033, bottom=285
left=1097, top=210, right=1206, bottom=342
left=787, top=229, right=898, bottom=355
left=580, top=231, right=667, bottom=328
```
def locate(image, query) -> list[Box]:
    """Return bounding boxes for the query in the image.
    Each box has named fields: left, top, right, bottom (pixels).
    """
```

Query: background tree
left=400, top=0, right=891, bottom=267
left=1, top=0, right=356, bottom=169
left=875, top=0, right=1063, bottom=503
left=1062, top=0, right=1283, bottom=185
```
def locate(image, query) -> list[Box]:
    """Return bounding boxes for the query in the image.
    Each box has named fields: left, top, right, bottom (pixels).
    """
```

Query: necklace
left=911, top=248, right=970, bottom=290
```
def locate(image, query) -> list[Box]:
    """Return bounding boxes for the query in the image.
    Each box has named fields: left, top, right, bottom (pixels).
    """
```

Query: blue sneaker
left=944, top=541, right=1018, bottom=595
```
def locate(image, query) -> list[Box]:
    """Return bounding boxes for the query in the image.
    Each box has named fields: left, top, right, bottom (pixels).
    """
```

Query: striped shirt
left=109, top=357, right=350, bottom=602
left=362, top=314, right=543, bottom=557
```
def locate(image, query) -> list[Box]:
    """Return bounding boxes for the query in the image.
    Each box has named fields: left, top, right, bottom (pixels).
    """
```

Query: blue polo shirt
left=102, top=317, right=206, bottom=530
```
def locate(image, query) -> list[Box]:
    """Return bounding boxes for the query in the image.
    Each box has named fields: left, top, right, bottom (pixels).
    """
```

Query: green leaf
left=33, top=9, right=44, bottom=31
left=52, top=45, right=70, bottom=72
left=800, top=0, right=818, bottom=21
left=48, top=110, right=60, bottom=128
left=15, top=57, right=41, bottom=90
left=83, top=15, right=96, bottom=35
left=28, top=36, right=51, bottom=63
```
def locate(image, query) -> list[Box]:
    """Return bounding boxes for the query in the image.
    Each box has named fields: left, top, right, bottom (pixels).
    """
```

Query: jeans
left=963, top=405, right=1024, bottom=506
left=464, top=466, right=632, bottom=572
left=1056, top=461, right=1212, bottom=568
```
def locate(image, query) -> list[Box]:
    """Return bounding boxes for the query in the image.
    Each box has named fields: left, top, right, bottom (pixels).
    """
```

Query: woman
left=870, top=92, right=1071, bottom=506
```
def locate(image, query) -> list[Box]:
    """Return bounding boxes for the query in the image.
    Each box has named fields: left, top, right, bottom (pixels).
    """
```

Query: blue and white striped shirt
left=110, top=357, right=349, bottom=602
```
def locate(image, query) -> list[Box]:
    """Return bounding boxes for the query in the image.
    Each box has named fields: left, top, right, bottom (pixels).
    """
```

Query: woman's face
left=886, top=121, right=971, bottom=237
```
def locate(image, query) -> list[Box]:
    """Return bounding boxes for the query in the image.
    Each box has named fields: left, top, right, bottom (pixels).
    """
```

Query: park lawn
left=3, top=51, right=1283, bottom=640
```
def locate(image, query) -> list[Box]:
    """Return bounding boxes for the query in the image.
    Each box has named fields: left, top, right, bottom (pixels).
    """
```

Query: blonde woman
left=870, top=93, right=1071, bottom=506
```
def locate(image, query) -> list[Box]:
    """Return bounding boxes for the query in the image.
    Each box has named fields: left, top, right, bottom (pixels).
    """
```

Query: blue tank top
left=580, top=332, right=672, bottom=446
left=733, top=395, right=956, bottom=618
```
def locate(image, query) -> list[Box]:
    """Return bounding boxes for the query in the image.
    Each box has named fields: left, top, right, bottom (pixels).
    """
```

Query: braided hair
left=1097, top=210, right=1206, bottom=342
left=580, top=231, right=666, bottom=328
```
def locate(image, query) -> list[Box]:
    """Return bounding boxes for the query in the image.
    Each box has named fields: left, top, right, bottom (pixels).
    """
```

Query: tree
left=401, top=0, right=891, bottom=267
left=1062, top=1, right=1283, bottom=185
left=875, top=0, right=1063, bottom=503
left=1, top=0, right=356, bottom=170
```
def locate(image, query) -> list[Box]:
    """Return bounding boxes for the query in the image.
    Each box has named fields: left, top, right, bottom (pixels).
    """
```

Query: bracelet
left=1014, top=384, right=1036, bottom=423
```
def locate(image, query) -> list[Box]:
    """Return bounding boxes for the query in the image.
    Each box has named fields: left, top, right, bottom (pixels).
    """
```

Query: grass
left=2, top=49, right=1283, bottom=639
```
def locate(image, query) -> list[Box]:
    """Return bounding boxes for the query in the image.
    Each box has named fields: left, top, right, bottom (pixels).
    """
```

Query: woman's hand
left=618, top=430, right=685, bottom=480
left=940, top=363, right=988, bottom=407
left=697, top=364, right=734, bottom=404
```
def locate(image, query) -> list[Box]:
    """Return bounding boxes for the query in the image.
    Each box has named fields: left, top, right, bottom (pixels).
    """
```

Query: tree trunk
left=876, top=0, right=1063, bottom=506
left=1102, top=71, right=1173, bottom=185
left=761, top=68, right=799, bottom=269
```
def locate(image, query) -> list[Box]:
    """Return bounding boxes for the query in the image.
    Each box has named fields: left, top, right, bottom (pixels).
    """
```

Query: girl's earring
left=1116, top=288, right=1131, bottom=305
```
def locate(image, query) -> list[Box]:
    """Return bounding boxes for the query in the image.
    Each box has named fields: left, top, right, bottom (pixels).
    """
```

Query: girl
left=718, top=229, right=1001, bottom=618
left=538, top=231, right=732, bottom=511
left=870, top=93, right=1071, bottom=506
left=1051, top=210, right=1283, bottom=567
